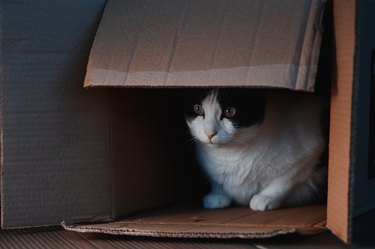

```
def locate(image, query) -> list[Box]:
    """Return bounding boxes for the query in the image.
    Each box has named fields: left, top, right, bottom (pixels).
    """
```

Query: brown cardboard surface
left=109, top=90, right=180, bottom=216
left=84, top=0, right=324, bottom=90
left=1, top=0, right=111, bottom=228
left=1, top=226, right=349, bottom=249
left=63, top=205, right=326, bottom=239
left=326, top=0, right=355, bottom=243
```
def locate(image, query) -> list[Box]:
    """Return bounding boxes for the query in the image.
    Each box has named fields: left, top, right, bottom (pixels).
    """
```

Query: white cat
left=185, top=89, right=327, bottom=211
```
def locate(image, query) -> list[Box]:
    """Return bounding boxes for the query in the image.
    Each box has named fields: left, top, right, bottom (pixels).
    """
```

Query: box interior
left=109, top=89, right=206, bottom=216
left=63, top=88, right=329, bottom=239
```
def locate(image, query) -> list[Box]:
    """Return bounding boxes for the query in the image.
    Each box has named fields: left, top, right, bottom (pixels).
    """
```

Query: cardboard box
left=2, top=0, right=375, bottom=244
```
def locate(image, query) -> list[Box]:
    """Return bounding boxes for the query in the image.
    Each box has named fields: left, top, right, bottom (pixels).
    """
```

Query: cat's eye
left=223, top=107, right=236, bottom=118
left=193, top=104, right=204, bottom=116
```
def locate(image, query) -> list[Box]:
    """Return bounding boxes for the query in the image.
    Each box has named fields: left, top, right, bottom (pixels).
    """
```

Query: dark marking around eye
left=194, top=104, right=205, bottom=116
left=184, top=89, right=210, bottom=121
left=217, top=89, right=266, bottom=128
left=184, top=89, right=266, bottom=127
left=223, top=106, right=236, bottom=118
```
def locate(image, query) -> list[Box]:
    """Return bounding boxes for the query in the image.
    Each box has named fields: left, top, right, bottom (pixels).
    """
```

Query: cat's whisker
left=184, top=137, right=198, bottom=145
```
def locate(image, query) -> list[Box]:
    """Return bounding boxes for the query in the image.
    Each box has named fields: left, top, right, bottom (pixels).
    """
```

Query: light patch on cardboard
left=84, top=0, right=324, bottom=90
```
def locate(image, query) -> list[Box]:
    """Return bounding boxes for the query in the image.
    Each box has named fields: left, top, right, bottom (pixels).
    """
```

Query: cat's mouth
left=204, top=140, right=227, bottom=147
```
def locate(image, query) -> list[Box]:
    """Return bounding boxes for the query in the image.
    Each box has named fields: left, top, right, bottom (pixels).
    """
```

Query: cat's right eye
left=193, top=104, right=204, bottom=116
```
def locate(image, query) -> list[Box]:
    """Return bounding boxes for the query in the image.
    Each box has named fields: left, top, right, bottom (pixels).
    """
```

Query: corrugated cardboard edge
left=326, top=0, right=355, bottom=243
left=61, top=222, right=299, bottom=239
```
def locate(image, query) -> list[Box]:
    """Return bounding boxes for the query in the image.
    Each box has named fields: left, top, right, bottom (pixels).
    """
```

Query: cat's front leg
left=203, top=182, right=231, bottom=209
left=249, top=178, right=293, bottom=211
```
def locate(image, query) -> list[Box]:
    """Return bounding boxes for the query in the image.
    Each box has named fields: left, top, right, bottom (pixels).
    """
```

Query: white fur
left=186, top=90, right=326, bottom=211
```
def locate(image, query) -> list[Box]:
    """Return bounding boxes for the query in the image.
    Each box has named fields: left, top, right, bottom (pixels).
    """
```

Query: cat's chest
left=198, top=146, right=263, bottom=184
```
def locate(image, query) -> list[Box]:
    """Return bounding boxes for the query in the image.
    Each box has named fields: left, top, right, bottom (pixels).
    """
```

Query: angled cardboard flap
left=63, top=205, right=327, bottom=239
left=1, top=0, right=111, bottom=228
left=85, top=0, right=325, bottom=91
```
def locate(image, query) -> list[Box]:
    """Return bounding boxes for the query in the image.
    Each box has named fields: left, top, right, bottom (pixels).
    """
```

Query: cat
left=185, top=89, right=327, bottom=211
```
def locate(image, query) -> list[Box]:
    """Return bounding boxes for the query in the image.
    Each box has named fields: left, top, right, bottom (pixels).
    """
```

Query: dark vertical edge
left=368, top=50, right=375, bottom=179
left=0, top=0, right=3, bottom=227
left=351, top=0, right=375, bottom=243
left=109, top=89, right=116, bottom=220
left=348, top=0, right=359, bottom=243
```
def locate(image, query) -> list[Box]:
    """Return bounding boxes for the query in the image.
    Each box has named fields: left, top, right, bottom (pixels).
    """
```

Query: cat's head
left=185, top=89, right=267, bottom=146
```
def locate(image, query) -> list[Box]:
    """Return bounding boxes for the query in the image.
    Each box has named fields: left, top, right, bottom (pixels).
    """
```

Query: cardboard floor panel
left=0, top=226, right=354, bottom=249
left=63, top=205, right=327, bottom=239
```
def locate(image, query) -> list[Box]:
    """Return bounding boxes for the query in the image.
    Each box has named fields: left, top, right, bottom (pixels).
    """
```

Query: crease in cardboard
left=206, top=2, right=227, bottom=86
left=84, top=0, right=324, bottom=90
left=64, top=214, right=113, bottom=225
left=119, top=6, right=146, bottom=87
left=242, top=1, right=264, bottom=94
left=163, top=1, right=189, bottom=82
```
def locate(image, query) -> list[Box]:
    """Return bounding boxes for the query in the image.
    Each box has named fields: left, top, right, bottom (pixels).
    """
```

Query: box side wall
left=1, top=0, right=112, bottom=228
left=351, top=0, right=375, bottom=217
left=326, top=0, right=356, bottom=243
left=111, top=90, right=188, bottom=216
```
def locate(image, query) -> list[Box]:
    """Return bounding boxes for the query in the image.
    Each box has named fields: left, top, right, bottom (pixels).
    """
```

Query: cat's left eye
left=223, top=107, right=236, bottom=118
left=193, top=104, right=204, bottom=116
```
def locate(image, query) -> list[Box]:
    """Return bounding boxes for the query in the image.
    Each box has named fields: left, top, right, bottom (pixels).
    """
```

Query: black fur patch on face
left=184, top=89, right=267, bottom=128
left=184, top=89, right=211, bottom=122
left=217, top=89, right=266, bottom=128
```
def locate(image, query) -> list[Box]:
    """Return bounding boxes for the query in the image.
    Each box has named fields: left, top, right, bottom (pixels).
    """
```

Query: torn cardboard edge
left=62, top=205, right=327, bottom=239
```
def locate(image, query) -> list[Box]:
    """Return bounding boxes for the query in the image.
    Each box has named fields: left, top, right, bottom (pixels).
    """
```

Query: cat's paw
left=203, top=194, right=231, bottom=209
left=249, top=194, right=281, bottom=211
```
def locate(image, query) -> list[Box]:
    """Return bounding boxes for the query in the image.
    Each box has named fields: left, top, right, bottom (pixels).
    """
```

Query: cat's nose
left=206, top=131, right=217, bottom=141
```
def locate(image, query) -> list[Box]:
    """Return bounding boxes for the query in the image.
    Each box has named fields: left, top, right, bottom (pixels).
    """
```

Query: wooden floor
left=0, top=226, right=369, bottom=249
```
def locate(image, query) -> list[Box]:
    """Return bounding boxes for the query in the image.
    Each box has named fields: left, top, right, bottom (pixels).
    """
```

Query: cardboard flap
left=85, top=0, right=325, bottom=90
left=1, top=0, right=111, bottom=228
left=63, top=205, right=327, bottom=239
